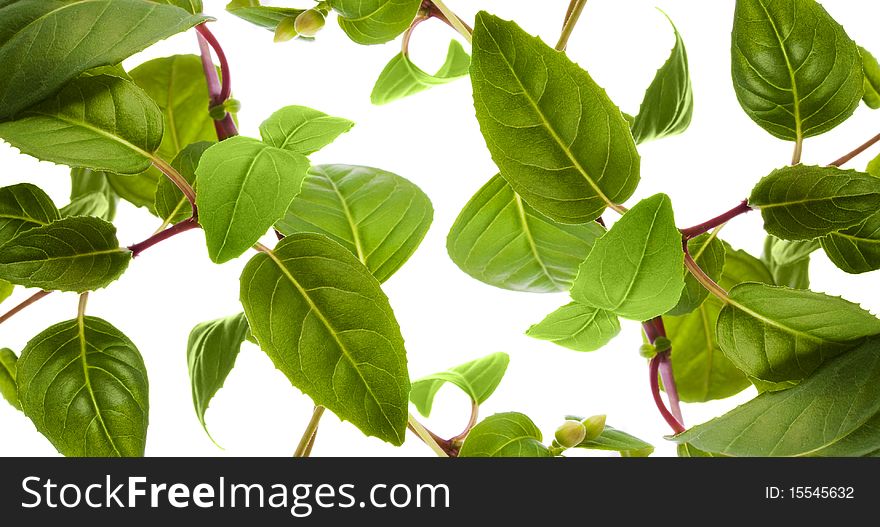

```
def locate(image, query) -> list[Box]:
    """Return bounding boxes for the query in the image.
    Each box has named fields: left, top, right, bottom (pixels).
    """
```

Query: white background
left=1, top=0, right=879, bottom=457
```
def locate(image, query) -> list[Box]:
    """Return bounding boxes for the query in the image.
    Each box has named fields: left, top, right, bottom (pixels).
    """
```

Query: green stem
left=407, top=415, right=450, bottom=457
left=791, top=134, right=803, bottom=165
left=556, top=0, right=589, bottom=51
left=150, top=155, right=197, bottom=207
left=294, top=405, right=325, bottom=457
left=77, top=292, right=89, bottom=319
left=684, top=250, right=729, bottom=302
left=430, top=0, right=472, bottom=43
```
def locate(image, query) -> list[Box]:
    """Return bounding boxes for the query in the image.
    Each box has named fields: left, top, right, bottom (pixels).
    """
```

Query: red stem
left=407, top=421, right=459, bottom=457
left=680, top=200, right=752, bottom=240
left=127, top=217, right=201, bottom=258
left=829, top=131, right=880, bottom=167
left=0, top=290, right=52, bottom=327
left=196, top=24, right=231, bottom=104
left=649, top=354, right=685, bottom=434
left=196, top=24, right=238, bottom=141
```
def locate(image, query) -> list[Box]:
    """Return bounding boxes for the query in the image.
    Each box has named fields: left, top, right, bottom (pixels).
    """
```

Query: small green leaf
left=631, top=12, right=693, bottom=144
left=571, top=194, right=685, bottom=321
left=0, top=75, right=164, bottom=174
left=821, top=210, right=880, bottom=274
left=0, top=0, right=208, bottom=120
left=0, top=183, right=61, bottom=244
left=371, top=41, right=471, bottom=105
left=762, top=235, right=818, bottom=289
left=527, top=302, right=620, bottom=352
left=329, top=0, right=421, bottom=45
left=447, top=175, right=605, bottom=293
left=154, top=142, right=211, bottom=226
left=471, top=13, right=640, bottom=223
left=674, top=337, right=880, bottom=457
left=108, top=172, right=160, bottom=212
left=240, top=234, right=410, bottom=445
left=860, top=46, right=880, bottom=109
left=195, top=136, right=310, bottom=263
left=60, top=192, right=111, bottom=220
left=0, top=216, right=131, bottom=292
left=70, top=168, right=118, bottom=221
left=731, top=0, right=863, bottom=141
left=259, top=106, right=354, bottom=156
left=187, top=313, right=250, bottom=444
left=276, top=164, right=432, bottom=283
left=575, top=425, right=654, bottom=457
left=0, top=348, right=20, bottom=411
left=410, top=352, right=509, bottom=417
left=459, top=412, right=551, bottom=457
left=0, top=279, right=12, bottom=304
left=667, top=232, right=725, bottom=316
left=717, top=283, right=880, bottom=389
left=226, top=1, right=305, bottom=31
left=749, top=165, right=880, bottom=241
left=16, top=316, right=149, bottom=457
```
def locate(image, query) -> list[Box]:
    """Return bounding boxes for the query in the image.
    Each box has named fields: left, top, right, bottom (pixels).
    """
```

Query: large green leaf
left=329, top=0, right=421, bottom=45
left=762, top=235, right=818, bottom=289
left=240, top=234, right=410, bottom=445
left=372, top=41, right=471, bottom=105
left=16, top=316, right=149, bottom=457
left=674, top=337, right=880, bottom=457
left=276, top=164, right=432, bottom=283
left=573, top=424, right=654, bottom=457
left=631, top=12, right=693, bottom=144
left=459, top=412, right=551, bottom=457
left=664, top=246, right=768, bottom=403
left=667, top=232, right=725, bottom=316
left=225, top=1, right=305, bottom=31
left=410, top=352, right=509, bottom=418
left=526, top=302, right=620, bottom=352
left=259, top=106, right=353, bottom=156
left=821, top=210, right=880, bottom=274
left=70, top=168, right=118, bottom=221
left=730, top=0, right=863, bottom=141
left=153, top=0, right=202, bottom=14
left=750, top=165, right=880, bottom=241
left=860, top=46, right=880, bottom=109
left=195, top=136, right=310, bottom=263
left=0, top=75, right=164, bottom=174
left=717, top=282, right=880, bottom=390
left=570, top=194, right=685, bottom=321
left=0, top=183, right=60, bottom=244
left=471, top=13, right=640, bottom=224
left=0, top=216, right=131, bottom=292
left=0, top=348, right=19, bottom=410
left=155, top=142, right=211, bottom=226
left=0, top=0, right=208, bottom=120
left=187, top=312, right=250, bottom=443
left=447, top=175, right=605, bottom=293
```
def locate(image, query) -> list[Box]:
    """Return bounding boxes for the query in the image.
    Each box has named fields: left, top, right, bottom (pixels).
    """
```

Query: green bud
left=639, top=343, right=656, bottom=359
left=294, top=9, right=326, bottom=37
left=654, top=336, right=672, bottom=352
left=581, top=414, right=606, bottom=442
left=209, top=104, right=227, bottom=121
left=554, top=420, right=587, bottom=448
left=274, top=16, right=298, bottom=43
left=225, top=98, right=242, bottom=114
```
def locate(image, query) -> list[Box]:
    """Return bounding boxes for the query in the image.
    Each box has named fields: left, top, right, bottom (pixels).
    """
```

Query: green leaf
left=410, top=352, right=509, bottom=417
left=664, top=245, right=768, bottom=403
left=749, top=165, right=880, bottom=241
left=0, top=183, right=61, bottom=244
left=259, top=106, right=354, bottom=156
left=225, top=1, right=304, bottom=31
left=821, top=210, right=880, bottom=274
left=717, top=282, right=880, bottom=389
left=575, top=425, right=654, bottom=457
left=240, top=234, right=410, bottom=445
left=860, top=46, right=880, bottom=109
left=16, top=316, right=149, bottom=457
left=730, top=0, right=863, bottom=141
left=677, top=443, right=725, bottom=457
left=70, top=168, right=118, bottom=221
left=0, top=75, right=164, bottom=174
left=527, top=302, right=620, bottom=352
left=0, top=348, right=19, bottom=411
left=276, top=164, right=432, bottom=283
left=108, top=172, right=160, bottom=212
left=0, top=279, right=12, bottom=304
left=571, top=194, right=685, bottom=321
left=130, top=55, right=220, bottom=195
left=471, top=13, right=640, bottom=223
left=60, top=192, right=111, bottom=220
left=459, top=412, right=551, bottom=457
left=447, top=175, right=605, bottom=293
left=0, top=216, right=131, bottom=292
left=0, top=0, right=208, bottom=120
left=329, top=0, right=421, bottom=45
left=155, top=142, right=211, bottom=226
left=371, top=41, right=471, bottom=105
left=195, top=136, right=310, bottom=264
left=674, top=337, right=880, bottom=457
left=762, top=235, right=818, bottom=289
left=153, top=0, right=202, bottom=14
left=631, top=12, right=693, bottom=144
left=667, top=232, right=725, bottom=316
left=187, top=312, right=250, bottom=444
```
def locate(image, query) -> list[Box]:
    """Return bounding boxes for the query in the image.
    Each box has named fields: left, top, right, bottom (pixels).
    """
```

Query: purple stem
left=680, top=200, right=752, bottom=240
left=643, top=318, right=685, bottom=433
left=653, top=318, right=684, bottom=424
left=196, top=24, right=238, bottom=141
left=128, top=217, right=201, bottom=258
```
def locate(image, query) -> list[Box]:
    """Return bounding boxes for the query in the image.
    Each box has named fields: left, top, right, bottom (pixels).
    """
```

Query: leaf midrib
left=76, top=315, right=122, bottom=456
left=756, top=0, right=802, bottom=142
left=513, top=193, right=560, bottom=289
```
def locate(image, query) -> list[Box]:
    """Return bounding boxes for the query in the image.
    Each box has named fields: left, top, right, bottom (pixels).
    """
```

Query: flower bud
left=225, top=98, right=242, bottom=114
left=295, top=9, right=326, bottom=37
left=639, top=343, right=656, bottom=359
left=554, top=420, right=587, bottom=448
left=274, top=16, right=298, bottom=43
left=581, top=414, right=606, bottom=442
